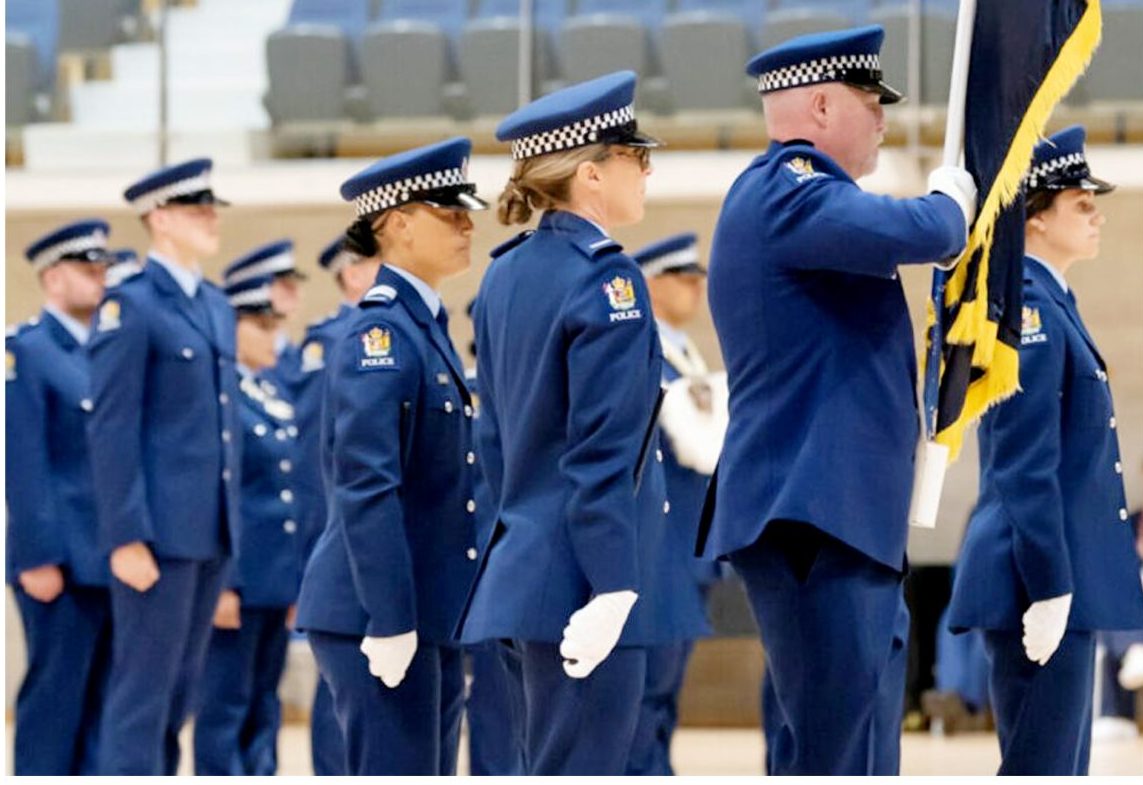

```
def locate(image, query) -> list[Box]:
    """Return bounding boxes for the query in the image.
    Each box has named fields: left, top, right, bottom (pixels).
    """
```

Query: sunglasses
left=608, top=146, right=652, bottom=172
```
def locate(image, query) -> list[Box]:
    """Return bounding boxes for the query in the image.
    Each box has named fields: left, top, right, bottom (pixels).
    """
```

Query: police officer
left=6, top=220, right=113, bottom=774
left=946, top=126, right=1143, bottom=774
left=290, top=237, right=381, bottom=776
left=192, top=273, right=304, bottom=774
left=105, top=248, right=142, bottom=287
left=87, top=158, right=241, bottom=775
left=294, top=137, right=485, bottom=775
left=457, top=71, right=709, bottom=775
left=699, top=27, right=977, bottom=774
left=628, top=232, right=725, bottom=775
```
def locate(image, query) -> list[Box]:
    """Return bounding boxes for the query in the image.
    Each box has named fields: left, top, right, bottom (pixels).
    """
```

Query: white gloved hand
left=359, top=630, right=418, bottom=688
left=560, top=590, right=638, bottom=679
left=928, top=165, right=978, bottom=231
left=1117, top=643, right=1143, bottom=691
left=1021, top=593, right=1072, bottom=666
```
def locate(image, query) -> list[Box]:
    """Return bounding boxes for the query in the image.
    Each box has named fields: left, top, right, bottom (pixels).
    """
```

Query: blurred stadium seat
left=265, top=26, right=350, bottom=124
left=287, top=0, right=370, bottom=36
left=360, top=22, right=451, bottom=119
left=660, top=10, right=754, bottom=112
left=7, top=34, right=40, bottom=128
left=377, top=0, right=470, bottom=42
left=1080, top=3, right=1143, bottom=101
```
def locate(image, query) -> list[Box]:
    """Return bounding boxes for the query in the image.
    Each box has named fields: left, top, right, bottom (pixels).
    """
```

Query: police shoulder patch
left=97, top=299, right=122, bottom=332
left=1021, top=305, right=1048, bottom=345
left=357, top=323, right=399, bottom=372
left=361, top=285, right=398, bottom=308
left=601, top=273, right=644, bottom=324
left=6, top=349, right=16, bottom=381
left=300, top=339, right=325, bottom=373
left=783, top=155, right=828, bottom=184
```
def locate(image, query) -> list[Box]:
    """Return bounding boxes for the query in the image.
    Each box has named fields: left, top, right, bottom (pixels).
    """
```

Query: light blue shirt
left=386, top=264, right=441, bottom=318
left=150, top=252, right=202, bottom=298
left=656, top=319, right=689, bottom=354
left=44, top=305, right=91, bottom=346
left=1027, top=254, right=1068, bottom=294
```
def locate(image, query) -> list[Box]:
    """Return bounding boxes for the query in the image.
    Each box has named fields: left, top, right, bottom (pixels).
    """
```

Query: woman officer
left=294, top=137, right=486, bottom=775
left=457, top=71, right=710, bottom=775
left=947, top=125, right=1143, bottom=774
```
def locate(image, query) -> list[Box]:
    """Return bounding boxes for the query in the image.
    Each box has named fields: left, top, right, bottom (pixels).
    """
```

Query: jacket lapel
left=1025, top=258, right=1104, bottom=369
left=148, top=259, right=216, bottom=346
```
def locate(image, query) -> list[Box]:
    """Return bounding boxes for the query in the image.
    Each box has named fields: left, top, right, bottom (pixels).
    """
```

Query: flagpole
left=910, top=0, right=977, bottom=529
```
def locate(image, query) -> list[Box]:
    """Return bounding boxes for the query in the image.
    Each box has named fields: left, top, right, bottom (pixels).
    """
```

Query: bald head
left=761, top=82, right=886, bottom=180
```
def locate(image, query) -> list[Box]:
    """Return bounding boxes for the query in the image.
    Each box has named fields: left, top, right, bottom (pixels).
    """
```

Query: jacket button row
left=280, top=489, right=294, bottom=504
left=444, top=401, right=454, bottom=413
left=283, top=520, right=297, bottom=534
left=466, top=451, right=475, bottom=465
left=466, top=499, right=476, bottom=513
left=466, top=548, right=477, bottom=561
left=280, top=460, right=292, bottom=473
left=663, top=501, right=671, bottom=515
left=1120, top=508, right=1129, bottom=521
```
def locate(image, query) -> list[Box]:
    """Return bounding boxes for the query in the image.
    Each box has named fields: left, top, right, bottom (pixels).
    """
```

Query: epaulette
left=360, top=284, right=399, bottom=308
left=490, top=230, right=534, bottom=259
left=570, top=232, right=623, bottom=262
left=6, top=315, right=41, bottom=340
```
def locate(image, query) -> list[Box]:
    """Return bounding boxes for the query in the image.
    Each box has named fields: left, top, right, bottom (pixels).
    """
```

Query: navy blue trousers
left=520, top=641, right=646, bottom=775
left=310, top=675, right=346, bottom=775
left=13, top=583, right=112, bottom=775
left=98, top=557, right=226, bottom=775
left=309, top=631, right=464, bottom=775
left=193, top=606, right=291, bottom=775
left=466, top=640, right=526, bottom=776
left=731, top=521, right=910, bottom=776
left=936, top=608, right=990, bottom=711
left=626, top=641, right=693, bottom=775
left=983, top=630, right=1095, bottom=775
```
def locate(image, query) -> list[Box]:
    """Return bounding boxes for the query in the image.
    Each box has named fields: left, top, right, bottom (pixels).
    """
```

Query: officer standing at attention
left=87, top=158, right=242, bottom=775
left=192, top=273, right=305, bottom=775
left=628, top=232, right=725, bottom=775
left=291, top=236, right=379, bottom=777
left=6, top=221, right=113, bottom=775
left=699, top=27, right=977, bottom=775
left=946, top=126, right=1143, bottom=774
left=294, top=137, right=485, bottom=775
left=458, top=71, right=709, bottom=775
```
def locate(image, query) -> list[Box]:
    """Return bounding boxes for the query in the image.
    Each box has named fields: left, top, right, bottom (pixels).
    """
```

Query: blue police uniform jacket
left=295, top=267, right=478, bottom=644
left=6, top=313, right=109, bottom=587
left=458, top=211, right=711, bottom=647
left=279, top=304, right=354, bottom=560
left=660, top=356, right=722, bottom=589
left=231, top=369, right=304, bottom=608
left=948, top=259, right=1143, bottom=632
left=86, top=259, right=241, bottom=560
left=702, top=140, right=966, bottom=570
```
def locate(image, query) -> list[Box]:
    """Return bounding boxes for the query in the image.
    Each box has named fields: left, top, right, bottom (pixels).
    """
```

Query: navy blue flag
left=925, top=0, right=1102, bottom=459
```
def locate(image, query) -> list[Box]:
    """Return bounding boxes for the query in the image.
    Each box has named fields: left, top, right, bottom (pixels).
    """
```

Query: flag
left=924, top=0, right=1103, bottom=460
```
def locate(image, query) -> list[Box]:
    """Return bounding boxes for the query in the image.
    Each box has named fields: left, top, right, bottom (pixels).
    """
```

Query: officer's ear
left=574, top=159, right=605, bottom=194
left=809, top=88, right=830, bottom=129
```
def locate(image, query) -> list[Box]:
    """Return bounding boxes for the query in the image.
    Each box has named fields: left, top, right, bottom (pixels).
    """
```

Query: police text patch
left=1021, top=306, right=1047, bottom=345
left=602, top=275, right=643, bottom=323
left=358, top=325, right=399, bottom=371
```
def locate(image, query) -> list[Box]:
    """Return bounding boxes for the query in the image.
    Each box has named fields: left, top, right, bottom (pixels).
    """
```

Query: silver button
left=222, top=469, right=231, bottom=482
left=1115, top=461, right=1123, bottom=475
left=80, top=398, right=93, bottom=412
left=1120, top=508, right=1129, bottom=521
left=279, top=459, right=292, bottom=473
left=466, top=499, right=476, bottom=513
left=466, top=547, right=478, bottom=561
left=464, top=404, right=473, bottom=418
left=663, top=501, right=671, bottom=514
left=221, top=429, right=231, bottom=443
left=444, top=400, right=454, bottom=413
left=287, top=425, right=298, bottom=438
left=280, top=489, right=294, bottom=503
left=254, top=424, right=267, bottom=437
left=466, top=451, right=476, bottom=465
left=655, top=448, right=663, bottom=463
left=1096, top=370, right=1107, bottom=382
left=181, top=347, right=194, bottom=360
left=283, top=519, right=297, bottom=534
left=275, top=429, right=287, bottom=441
left=219, top=393, right=229, bottom=405
left=1110, top=416, right=1117, bottom=429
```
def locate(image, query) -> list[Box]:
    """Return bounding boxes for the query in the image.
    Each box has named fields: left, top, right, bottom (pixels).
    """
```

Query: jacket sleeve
left=473, top=300, right=505, bottom=523
left=778, top=161, right=967, bottom=278
left=559, top=258, right=657, bottom=595
left=5, top=338, right=66, bottom=572
left=984, top=292, right=1073, bottom=601
left=330, top=316, right=421, bottom=638
left=86, top=291, right=157, bottom=553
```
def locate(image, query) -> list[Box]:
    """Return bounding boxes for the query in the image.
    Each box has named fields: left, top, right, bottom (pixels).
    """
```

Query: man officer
left=700, top=26, right=977, bottom=775
left=87, top=158, right=242, bottom=774
left=6, top=220, right=113, bottom=774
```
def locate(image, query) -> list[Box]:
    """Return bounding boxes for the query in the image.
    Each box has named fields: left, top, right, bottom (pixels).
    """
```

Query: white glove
left=1117, top=643, right=1143, bottom=691
left=928, top=165, right=978, bottom=229
left=359, top=630, right=417, bottom=688
left=1021, top=593, right=1072, bottom=666
left=559, top=590, right=638, bottom=679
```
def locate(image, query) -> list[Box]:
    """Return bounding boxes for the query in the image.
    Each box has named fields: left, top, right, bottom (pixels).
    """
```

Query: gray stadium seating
left=7, top=34, right=38, bottom=127
left=264, top=26, right=350, bottom=124
left=758, top=9, right=853, bottom=52
left=867, top=4, right=955, bottom=106
left=1080, top=5, right=1143, bottom=101
left=559, top=14, right=650, bottom=84
left=360, top=22, right=451, bottom=118
left=659, top=12, right=754, bottom=111
left=458, top=17, right=551, bottom=116
left=378, top=0, right=469, bottom=42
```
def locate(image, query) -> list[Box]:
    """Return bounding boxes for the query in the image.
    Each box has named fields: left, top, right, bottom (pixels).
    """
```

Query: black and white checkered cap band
left=31, top=231, right=109, bottom=272
left=641, top=247, right=700, bottom=277
left=757, top=54, right=881, bottom=93
left=326, top=249, right=361, bottom=276
left=130, top=173, right=212, bottom=214
left=226, top=252, right=296, bottom=285
left=511, top=105, right=636, bottom=160
left=1025, top=152, right=1087, bottom=189
left=228, top=284, right=273, bottom=310
left=353, top=167, right=468, bottom=217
